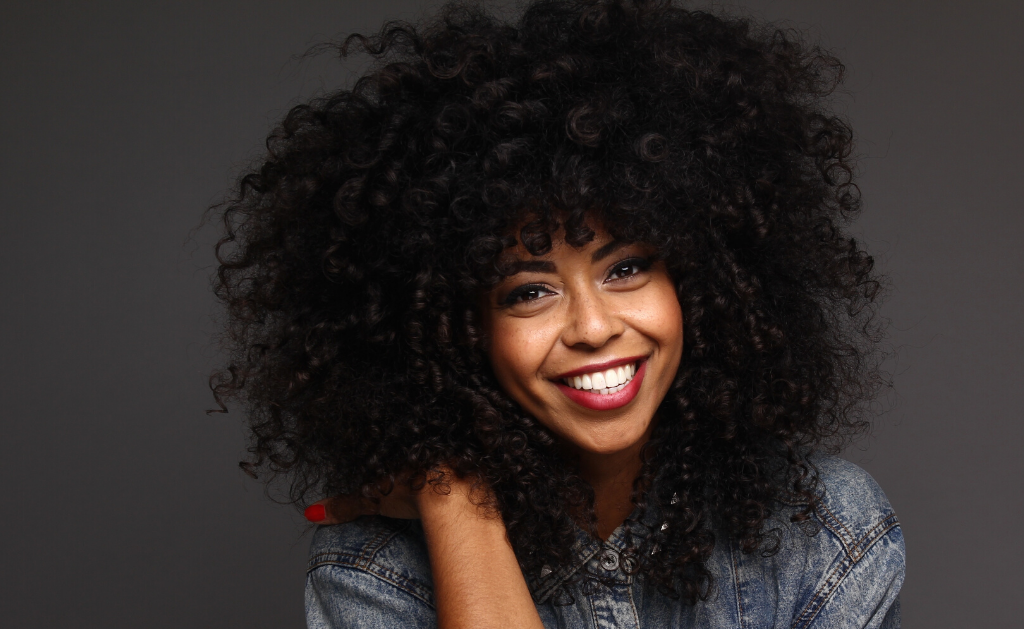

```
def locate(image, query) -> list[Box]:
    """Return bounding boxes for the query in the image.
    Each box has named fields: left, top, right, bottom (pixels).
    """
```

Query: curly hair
left=211, top=0, right=884, bottom=602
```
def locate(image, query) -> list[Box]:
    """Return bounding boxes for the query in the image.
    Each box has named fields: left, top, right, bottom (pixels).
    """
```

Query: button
left=620, top=554, right=638, bottom=573
left=599, top=549, right=620, bottom=571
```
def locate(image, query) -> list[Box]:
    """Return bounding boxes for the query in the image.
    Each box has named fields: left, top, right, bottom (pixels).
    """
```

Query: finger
left=303, top=500, right=333, bottom=524
left=377, top=484, right=421, bottom=519
left=303, top=496, right=378, bottom=525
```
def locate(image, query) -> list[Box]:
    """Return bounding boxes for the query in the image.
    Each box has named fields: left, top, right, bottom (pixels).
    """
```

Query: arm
left=416, top=477, right=545, bottom=629
left=305, top=474, right=544, bottom=629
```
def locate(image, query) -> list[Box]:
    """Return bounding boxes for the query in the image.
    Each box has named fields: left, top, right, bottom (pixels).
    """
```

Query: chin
left=573, top=422, right=652, bottom=456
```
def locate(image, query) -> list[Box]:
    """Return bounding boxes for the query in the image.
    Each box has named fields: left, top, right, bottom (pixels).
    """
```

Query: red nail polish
left=304, top=504, right=327, bottom=522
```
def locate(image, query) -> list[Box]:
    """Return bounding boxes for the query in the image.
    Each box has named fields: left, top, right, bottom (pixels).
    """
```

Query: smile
left=553, top=358, right=647, bottom=411
left=562, top=362, right=637, bottom=394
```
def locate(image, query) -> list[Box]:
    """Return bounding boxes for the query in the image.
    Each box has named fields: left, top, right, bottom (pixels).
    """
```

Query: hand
left=303, top=482, right=420, bottom=524
left=305, top=472, right=541, bottom=628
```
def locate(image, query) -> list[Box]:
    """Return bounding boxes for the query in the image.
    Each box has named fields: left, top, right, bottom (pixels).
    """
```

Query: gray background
left=1, top=0, right=1021, bottom=626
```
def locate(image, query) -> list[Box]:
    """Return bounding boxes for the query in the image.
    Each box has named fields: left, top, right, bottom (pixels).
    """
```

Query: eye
left=606, top=257, right=652, bottom=281
left=502, top=283, right=555, bottom=306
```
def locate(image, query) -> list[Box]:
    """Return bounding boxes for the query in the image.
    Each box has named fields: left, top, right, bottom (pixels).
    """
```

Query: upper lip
left=552, top=355, right=647, bottom=380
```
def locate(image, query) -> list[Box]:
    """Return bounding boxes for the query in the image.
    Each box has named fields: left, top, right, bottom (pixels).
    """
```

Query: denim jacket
left=306, top=456, right=904, bottom=628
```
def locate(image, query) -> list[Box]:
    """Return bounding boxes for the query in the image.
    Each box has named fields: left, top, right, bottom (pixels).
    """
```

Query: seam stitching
left=308, top=555, right=435, bottom=608
left=814, top=499, right=854, bottom=550
left=627, top=584, right=641, bottom=628
left=362, top=521, right=408, bottom=566
left=791, top=515, right=901, bottom=629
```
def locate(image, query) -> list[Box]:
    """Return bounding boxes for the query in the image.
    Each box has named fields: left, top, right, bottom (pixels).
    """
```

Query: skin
left=480, top=228, right=684, bottom=538
left=311, top=226, right=684, bottom=628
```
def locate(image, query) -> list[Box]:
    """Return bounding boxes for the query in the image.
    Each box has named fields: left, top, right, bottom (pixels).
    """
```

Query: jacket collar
left=526, top=505, right=663, bottom=603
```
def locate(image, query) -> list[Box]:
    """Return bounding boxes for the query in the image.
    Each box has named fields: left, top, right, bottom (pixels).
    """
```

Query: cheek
left=485, top=318, right=552, bottom=393
left=636, top=280, right=684, bottom=356
left=659, top=293, right=685, bottom=350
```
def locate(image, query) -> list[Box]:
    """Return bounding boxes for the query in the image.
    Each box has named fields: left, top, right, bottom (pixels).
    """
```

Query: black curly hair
left=211, top=0, right=884, bottom=602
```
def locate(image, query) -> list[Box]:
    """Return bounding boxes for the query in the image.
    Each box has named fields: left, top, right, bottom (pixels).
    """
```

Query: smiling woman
left=211, top=1, right=903, bottom=627
left=483, top=231, right=684, bottom=540
left=483, top=232, right=683, bottom=453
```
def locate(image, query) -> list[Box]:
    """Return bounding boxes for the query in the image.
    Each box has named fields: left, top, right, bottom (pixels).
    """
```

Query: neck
left=576, top=442, right=647, bottom=540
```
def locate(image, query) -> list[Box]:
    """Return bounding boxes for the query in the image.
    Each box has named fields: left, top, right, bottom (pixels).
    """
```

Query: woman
left=211, top=1, right=904, bottom=627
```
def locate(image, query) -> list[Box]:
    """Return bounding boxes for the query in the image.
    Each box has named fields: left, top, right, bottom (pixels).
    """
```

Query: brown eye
left=503, top=284, right=555, bottom=305
left=606, top=257, right=652, bottom=281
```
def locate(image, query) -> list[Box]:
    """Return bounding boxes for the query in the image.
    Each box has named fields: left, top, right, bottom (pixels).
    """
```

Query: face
left=480, top=227, right=684, bottom=458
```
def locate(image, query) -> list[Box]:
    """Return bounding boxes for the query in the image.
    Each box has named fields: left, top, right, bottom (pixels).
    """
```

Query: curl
left=210, top=0, right=886, bottom=602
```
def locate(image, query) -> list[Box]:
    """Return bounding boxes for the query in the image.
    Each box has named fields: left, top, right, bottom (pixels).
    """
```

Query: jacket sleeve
left=306, top=563, right=437, bottom=629
left=800, top=523, right=905, bottom=629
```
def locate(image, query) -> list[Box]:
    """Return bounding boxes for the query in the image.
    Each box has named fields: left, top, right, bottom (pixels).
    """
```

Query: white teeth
left=562, top=362, right=639, bottom=394
left=604, top=369, right=619, bottom=388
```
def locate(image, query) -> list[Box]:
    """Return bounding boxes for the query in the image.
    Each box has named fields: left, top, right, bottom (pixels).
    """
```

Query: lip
left=554, top=359, right=647, bottom=411
left=553, top=355, right=648, bottom=380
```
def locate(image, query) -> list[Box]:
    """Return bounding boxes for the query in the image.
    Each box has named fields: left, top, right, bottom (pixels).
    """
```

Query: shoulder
left=722, top=456, right=903, bottom=628
left=308, top=516, right=434, bottom=606
left=809, top=454, right=901, bottom=560
left=773, top=455, right=905, bottom=628
left=306, top=517, right=435, bottom=628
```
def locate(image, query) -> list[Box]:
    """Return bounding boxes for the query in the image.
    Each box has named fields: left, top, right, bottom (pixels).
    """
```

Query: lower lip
left=555, top=361, right=648, bottom=411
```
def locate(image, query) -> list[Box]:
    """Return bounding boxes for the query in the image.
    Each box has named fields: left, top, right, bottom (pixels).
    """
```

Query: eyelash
left=502, top=284, right=553, bottom=306
left=606, top=256, right=652, bottom=281
left=500, top=256, right=653, bottom=306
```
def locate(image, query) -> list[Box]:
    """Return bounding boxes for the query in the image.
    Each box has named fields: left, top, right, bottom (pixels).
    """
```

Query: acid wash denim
left=306, top=456, right=904, bottom=628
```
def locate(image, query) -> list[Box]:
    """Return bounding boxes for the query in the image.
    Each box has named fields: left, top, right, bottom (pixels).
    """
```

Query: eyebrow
left=591, top=240, right=628, bottom=262
left=503, top=259, right=556, bottom=274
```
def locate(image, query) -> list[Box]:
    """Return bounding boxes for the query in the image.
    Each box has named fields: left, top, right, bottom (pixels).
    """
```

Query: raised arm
left=416, top=477, right=545, bottom=629
left=305, top=473, right=544, bottom=629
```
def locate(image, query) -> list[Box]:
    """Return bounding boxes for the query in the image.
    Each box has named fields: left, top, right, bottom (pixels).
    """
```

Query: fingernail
left=304, top=504, right=326, bottom=522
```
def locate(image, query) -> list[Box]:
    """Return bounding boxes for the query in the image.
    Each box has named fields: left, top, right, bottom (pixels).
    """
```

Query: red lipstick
left=555, top=360, right=647, bottom=411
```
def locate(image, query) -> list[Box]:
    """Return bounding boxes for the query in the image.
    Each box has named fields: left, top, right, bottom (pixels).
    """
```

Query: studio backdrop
left=1, top=1, right=1021, bottom=627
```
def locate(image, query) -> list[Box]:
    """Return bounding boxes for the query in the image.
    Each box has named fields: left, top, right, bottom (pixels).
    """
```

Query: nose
left=560, top=286, right=625, bottom=349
